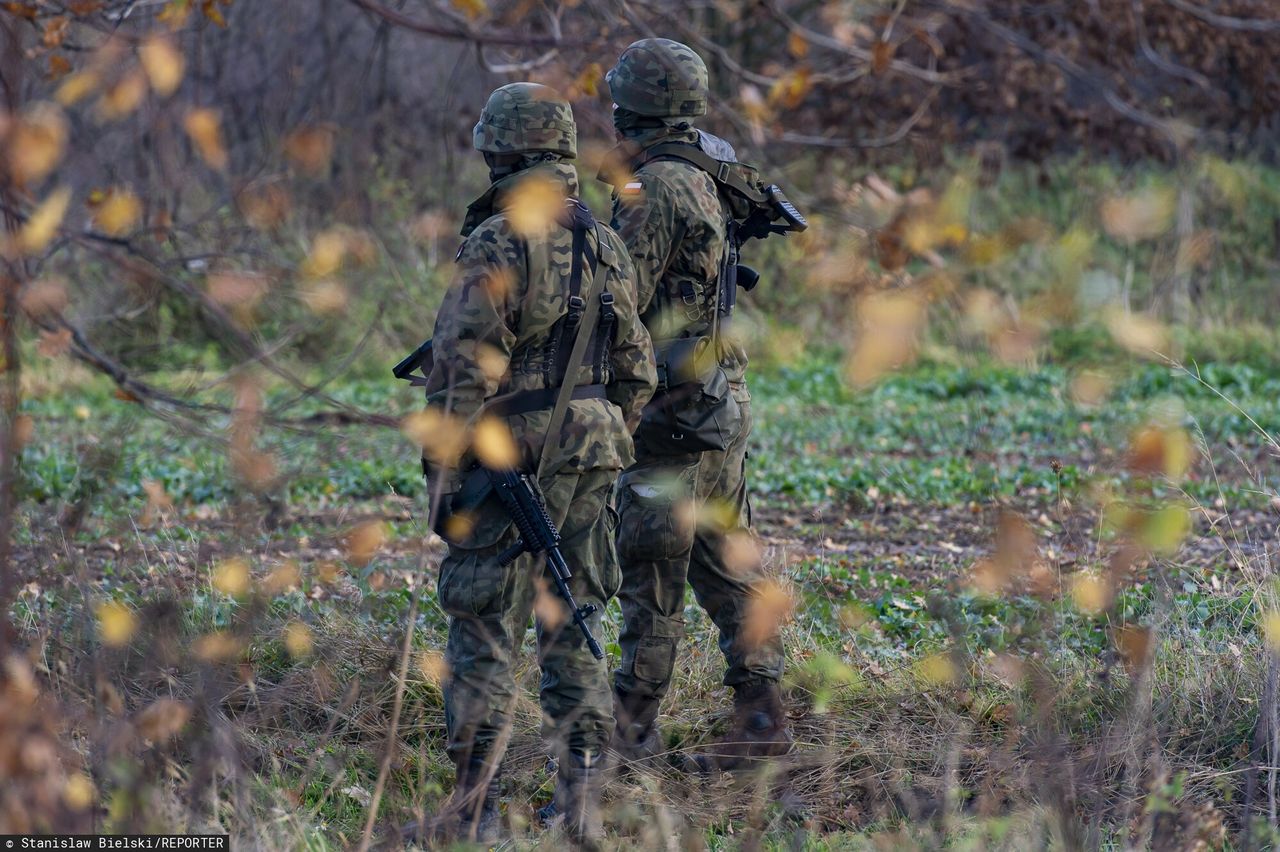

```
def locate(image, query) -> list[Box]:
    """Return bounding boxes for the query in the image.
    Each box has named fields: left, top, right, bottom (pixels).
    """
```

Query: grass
left=9, top=336, right=1280, bottom=846
left=6, top=147, right=1280, bottom=844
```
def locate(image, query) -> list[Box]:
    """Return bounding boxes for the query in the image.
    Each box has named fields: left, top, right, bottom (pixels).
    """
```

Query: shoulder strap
left=634, top=142, right=768, bottom=205
left=536, top=215, right=607, bottom=481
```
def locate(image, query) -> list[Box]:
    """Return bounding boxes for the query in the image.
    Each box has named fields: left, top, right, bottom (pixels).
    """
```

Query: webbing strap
left=487, top=384, right=606, bottom=417
left=633, top=143, right=768, bottom=205
left=537, top=213, right=607, bottom=482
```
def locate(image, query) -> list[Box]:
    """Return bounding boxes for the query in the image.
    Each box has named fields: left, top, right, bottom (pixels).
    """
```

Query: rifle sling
left=630, top=143, right=768, bottom=205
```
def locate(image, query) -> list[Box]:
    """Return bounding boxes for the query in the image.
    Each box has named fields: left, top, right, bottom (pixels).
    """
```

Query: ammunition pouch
left=430, top=463, right=503, bottom=544
left=635, top=336, right=743, bottom=455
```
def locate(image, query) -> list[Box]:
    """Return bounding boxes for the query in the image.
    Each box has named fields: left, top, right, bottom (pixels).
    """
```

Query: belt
left=487, top=384, right=607, bottom=417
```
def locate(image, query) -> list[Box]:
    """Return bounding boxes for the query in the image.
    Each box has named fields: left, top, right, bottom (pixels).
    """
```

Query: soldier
left=604, top=39, right=791, bottom=769
left=419, top=82, right=655, bottom=844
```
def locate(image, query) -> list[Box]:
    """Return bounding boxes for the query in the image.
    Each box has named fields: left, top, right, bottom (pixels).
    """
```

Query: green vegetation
left=12, top=332, right=1280, bottom=845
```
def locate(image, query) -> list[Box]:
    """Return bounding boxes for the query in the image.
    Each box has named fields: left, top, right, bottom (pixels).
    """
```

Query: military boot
left=609, top=686, right=665, bottom=770
left=714, top=680, right=792, bottom=770
left=537, top=751, right=605, bottom=847
left=440, top=758, right=504, bottom=846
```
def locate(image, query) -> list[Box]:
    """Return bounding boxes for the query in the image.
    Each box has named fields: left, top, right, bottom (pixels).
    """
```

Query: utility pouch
left=432, top=464, right=501, bottom=544
left=635, top=336, right=743, bottom=455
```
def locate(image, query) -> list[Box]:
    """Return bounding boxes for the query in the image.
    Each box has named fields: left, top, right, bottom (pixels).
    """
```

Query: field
left=11, top=336, right=1280, bottom=848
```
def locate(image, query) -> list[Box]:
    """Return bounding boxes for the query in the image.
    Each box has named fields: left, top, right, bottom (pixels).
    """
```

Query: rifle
left=488, top=466, right=605, bottom=660
left=392, top=339, right=434, bottom=386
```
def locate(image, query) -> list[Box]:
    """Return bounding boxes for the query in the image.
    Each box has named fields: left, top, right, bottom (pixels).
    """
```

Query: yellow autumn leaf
left=63, top=773, right=96, bottom=810
left=262, top=560, right=301, bottom=595
left=15, top=186, right=72, bottom=256
left=720, top=529, right=762, bottom=576
left=451, top=0, right=487, bottom=19
left=1262, top=611, right=1280, bottom=652
left=915, top=653, right=956, bottom=685
left=346, top=520, right=387, bottom=566
left=139, top=34, right=185, bottom=96
left=844, top=290, right=927, bottom=388
left=506, top=176, right=563, bottom=237
left=211, top=557, right=251, bottom=596
left=55, top=71, right=100, bottom=106
left=767, top=67, right=812, bottom=110
left=739, top=83, right=771, bottom=126
left=284, top=621, right=313, bottom=658
left=135, top=698, right=191, bottom=740
left=1100, top=187, right=1175, bottom=243
left=93, top=188, right=141, bottom=236
left=472, top=416, right=520, bottom=470
left=96, top=601, right=137, bottom=647
left=301, top=229, right=346, bottom=278
left=7, top=102, right=67, bottom=186
left=1104, top=307, right=1167, bottom=357
left=96, top=70, right=148, bottom=121
left=299, top=280, right=348, bottom=315
left=193, top=630, right=245, bottom=662
left=1070, top=370, right=1112, bottom=407
left=1141, top=503, right=1191, bottom=554
left=417, top=650, right=449, bottom=686
left=1070, top=573, right=1109, bottom=615
left=184, top=107, right=228, bottom=169
left=741, top=579, right=793, bottom=649
left=400, top=408, right=468, bottom=468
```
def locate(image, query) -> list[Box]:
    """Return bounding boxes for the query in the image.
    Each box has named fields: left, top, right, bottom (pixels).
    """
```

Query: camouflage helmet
left=607, top=38, right=708, bottom=118
left=473, top=82, right=577, bottom=159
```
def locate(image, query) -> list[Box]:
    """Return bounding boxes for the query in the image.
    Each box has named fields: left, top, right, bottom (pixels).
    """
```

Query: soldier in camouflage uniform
left=420, top=82, right=655, bottom=844
left=604, top=39, right=791, bottom=769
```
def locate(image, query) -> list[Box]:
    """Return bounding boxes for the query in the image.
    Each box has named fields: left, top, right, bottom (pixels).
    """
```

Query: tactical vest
left=622, top=131, right=807, bottom=336
left=492, top=198, right=618, bottom=416
left=393, top=198, right=618, bottom=419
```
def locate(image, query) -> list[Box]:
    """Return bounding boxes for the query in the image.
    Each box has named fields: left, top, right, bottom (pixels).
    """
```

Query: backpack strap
left=537, top=214, right=609, bottom=481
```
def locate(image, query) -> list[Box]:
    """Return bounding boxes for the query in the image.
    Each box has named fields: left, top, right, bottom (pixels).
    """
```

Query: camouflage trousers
left=440, top=468, right=621, bottom=769
left=613, top=398, right=785, bottom=706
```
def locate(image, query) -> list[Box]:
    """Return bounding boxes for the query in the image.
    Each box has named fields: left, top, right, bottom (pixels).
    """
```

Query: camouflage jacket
left=426, top=161, right=656, bottom=477
left=609, top=125, right=748, bottom=386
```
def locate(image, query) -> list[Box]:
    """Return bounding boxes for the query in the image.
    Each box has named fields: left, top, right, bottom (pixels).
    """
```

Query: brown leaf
left=6, top=103, right=68, bottom=187
left=346, top=520, right=387, bottom=566
left=36, top=328, right=72, bottom=358
left=871, top=40, right=895, bottom=75
left=48, top=54, right=73, bottom=80
left=41, top=15, right=69, bottom=48
left=135, top=698, right=191, bottom=741
left=787, top=31, right=809, bottom=58
left=19, top=277, right=69, bottom=317
left=1114, top=625, right=1152, bottom=669
left=284, top=126, right=336, bottom=175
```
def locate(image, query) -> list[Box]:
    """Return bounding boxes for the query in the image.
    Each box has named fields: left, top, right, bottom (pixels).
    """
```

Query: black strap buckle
left=568, top=295, right=585, bottom=311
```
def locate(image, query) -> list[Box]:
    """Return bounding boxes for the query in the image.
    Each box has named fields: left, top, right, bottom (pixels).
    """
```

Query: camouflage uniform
left=422, top=83, right=655, bottom=841
left=605, top=40, right=788, bottom=764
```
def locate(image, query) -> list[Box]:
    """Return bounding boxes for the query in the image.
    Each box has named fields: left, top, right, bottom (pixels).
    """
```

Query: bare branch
left=345, top=0, right=577, bottom=47
left=1163, top=0, right=1280, bottom=32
